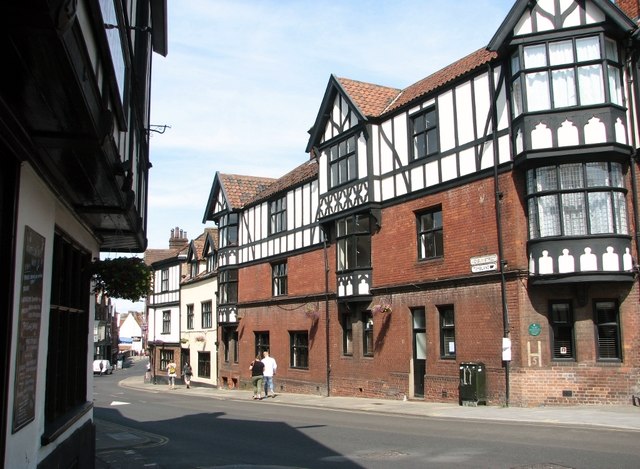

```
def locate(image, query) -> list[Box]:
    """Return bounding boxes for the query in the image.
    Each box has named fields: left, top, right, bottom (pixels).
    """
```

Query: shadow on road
left=95, top=405, right=365, bottom=468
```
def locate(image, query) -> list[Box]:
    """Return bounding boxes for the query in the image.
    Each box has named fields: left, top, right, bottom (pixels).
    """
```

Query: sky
left=114, top=0, right=515, bottom=312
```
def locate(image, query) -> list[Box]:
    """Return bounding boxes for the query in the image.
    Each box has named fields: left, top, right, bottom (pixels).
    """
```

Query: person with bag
left=249, top=355, right=264, bottom=400
left=183, top=362, right=193, bottom=389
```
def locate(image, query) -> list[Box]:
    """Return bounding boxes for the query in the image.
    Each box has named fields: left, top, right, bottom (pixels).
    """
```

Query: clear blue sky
left=114, top=0, right=515, bottom=312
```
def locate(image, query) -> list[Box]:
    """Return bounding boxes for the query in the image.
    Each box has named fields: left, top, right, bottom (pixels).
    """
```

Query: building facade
left=118, top=312, right=145, bottom=356
left=204, top=0, right=640, bottom=406
left=145, top=227, right=189, bottom=384
left=94, top=293, right=116, bottom=364
left=0, top=1, right=166, bottom=467
left=179, top=228, right=219, bottom=387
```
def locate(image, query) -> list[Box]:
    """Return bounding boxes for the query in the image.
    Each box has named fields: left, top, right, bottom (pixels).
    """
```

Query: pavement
left=95, top=375, right=640, bottom=468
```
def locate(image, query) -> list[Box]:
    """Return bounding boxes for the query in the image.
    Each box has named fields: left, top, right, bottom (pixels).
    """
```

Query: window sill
left=418, top=256, right=444, bottom=264
left=596, top=359, right=622, bottom=365
left=42, top=401, right=93, bottom=446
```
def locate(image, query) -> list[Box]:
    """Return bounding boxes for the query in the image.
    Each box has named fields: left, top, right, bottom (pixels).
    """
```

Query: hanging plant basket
left=88, top=257, right=151, bottom=302
left=372, top=304, right=392, bottom=315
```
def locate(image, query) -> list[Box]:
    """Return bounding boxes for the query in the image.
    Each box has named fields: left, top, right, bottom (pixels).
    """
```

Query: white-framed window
left=527, top=162, right=627, bottom=239
left=511, top=35, right=622, bottom=116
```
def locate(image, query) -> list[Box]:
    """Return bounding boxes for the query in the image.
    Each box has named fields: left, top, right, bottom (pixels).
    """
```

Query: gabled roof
left=203, top=227, right=218, bottom=255
left=307, top=0, right=640, bottom=154
left=203, top=172, right=275, bottom=222
left=488, top=0, right=637, bottom=52
left=336, top=78, right=401, bottom=117
left=220, top=173, right=275, bottom=208
left=306, top=48, right=497, bottom=152
left=143, top=248, right=180, bottom=266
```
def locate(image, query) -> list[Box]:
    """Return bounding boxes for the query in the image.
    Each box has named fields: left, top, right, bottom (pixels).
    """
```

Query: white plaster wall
left=180, top=279, right=218, bottom=386
left=6, top=163, right=98, bottom=468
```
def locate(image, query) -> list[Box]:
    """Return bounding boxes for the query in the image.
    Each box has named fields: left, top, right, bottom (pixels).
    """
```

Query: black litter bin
left=459, top=362, right=487, bottom=405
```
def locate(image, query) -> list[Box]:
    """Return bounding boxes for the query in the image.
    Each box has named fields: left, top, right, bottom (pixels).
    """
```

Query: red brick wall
left=617, top=0, right=640, bottom=19
left=510, top=282, right=640, bottom=406
left=372, top=172, right=527, bottom=289
left=228, top=301, right=330, bottom=394
left=239, top=246, right=332, bottom=303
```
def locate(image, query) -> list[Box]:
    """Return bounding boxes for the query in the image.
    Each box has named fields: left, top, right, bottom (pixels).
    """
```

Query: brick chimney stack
left=617, top=0, right=640, bottom=20
left=169, top=226, right=188, bottom=249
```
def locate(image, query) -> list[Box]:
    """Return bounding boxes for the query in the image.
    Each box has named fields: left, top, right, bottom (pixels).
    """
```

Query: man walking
left=261, top=350, right=277, bottom=398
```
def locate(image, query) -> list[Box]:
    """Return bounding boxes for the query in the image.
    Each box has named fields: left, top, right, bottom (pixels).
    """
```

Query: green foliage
left=89, top=257, right=151, bottom=302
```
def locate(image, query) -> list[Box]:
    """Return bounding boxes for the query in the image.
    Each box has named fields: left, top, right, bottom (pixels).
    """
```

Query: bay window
left=511, top=35, right=622, bottom=116
left=527, top=162, right=627, bottom=239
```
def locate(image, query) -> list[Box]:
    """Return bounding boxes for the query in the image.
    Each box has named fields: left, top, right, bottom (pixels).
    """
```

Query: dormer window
left=206, top=252, right=216, bottom=272
left=329, top=135, right=357, bottom=189
left=511, top=35, right=622, bottom=117
left=190, top=260, right=198, bottom=278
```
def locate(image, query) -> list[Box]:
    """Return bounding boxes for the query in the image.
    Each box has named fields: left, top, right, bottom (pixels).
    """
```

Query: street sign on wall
left=470, top=254, right=498, bottom=273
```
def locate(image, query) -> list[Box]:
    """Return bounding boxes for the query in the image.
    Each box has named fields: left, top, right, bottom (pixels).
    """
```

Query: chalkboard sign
left=12, top=226, right=45, bottom=433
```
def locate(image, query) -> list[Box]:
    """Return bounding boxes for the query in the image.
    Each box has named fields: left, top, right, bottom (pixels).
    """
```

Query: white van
left=93, top=359, right=113, bottom=374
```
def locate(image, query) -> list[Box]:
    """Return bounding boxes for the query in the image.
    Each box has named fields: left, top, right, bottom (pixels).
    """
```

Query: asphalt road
left=94, top=362, right=640, bottom=468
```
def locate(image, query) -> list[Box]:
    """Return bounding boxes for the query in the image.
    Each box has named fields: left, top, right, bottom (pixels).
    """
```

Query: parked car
left=93, top=359, right=113, bottom=375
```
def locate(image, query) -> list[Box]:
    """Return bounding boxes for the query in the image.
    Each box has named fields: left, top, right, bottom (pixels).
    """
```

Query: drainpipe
left=488, top=63, right=510, bottom=407
left=322, top=228, right=331, bottom=397
left=625, top=39, right=640, bottom=277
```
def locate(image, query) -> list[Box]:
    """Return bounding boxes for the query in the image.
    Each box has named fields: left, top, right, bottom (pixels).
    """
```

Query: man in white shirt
left=261, top=350, right=277, bottom=398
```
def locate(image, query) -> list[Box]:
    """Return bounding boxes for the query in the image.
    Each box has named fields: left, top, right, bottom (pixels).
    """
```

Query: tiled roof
left=250, top=159, right=318, bottom=205
left=337, top=48, right=497, bottom=119
left=219, top=174, right=275, bottom=209
left=143, top=248, right=182, bottom=266
left=385, top=48, right=498, bottom=114
left=205, top=227, right=219, bottom=251
left=190, top=231, right=208, bottom=260
left=336, top=78, right=401, bottom=117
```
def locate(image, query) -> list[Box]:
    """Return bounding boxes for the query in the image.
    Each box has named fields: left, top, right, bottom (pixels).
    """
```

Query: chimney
left=169, top=226, right=188, bottom=249
left=617, top=0, right=640, bottom=20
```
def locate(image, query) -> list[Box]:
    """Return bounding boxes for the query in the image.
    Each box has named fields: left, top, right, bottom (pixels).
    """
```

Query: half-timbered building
left=145, top=227, right=189, bottom=384
left=0, top=1, right=166, bottom=466
left=204, top=0, right=640, bottom=406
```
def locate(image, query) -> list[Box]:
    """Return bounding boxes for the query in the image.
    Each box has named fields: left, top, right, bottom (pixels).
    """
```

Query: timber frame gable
left=489, top=0, right=637, bottom=53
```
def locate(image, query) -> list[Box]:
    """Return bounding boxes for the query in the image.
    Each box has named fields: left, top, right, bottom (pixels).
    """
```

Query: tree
left=89, top=257, right=151, bottom=302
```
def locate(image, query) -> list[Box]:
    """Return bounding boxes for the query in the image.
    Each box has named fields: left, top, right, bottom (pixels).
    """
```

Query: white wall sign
left=470, top=254, right=498, bottom=273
